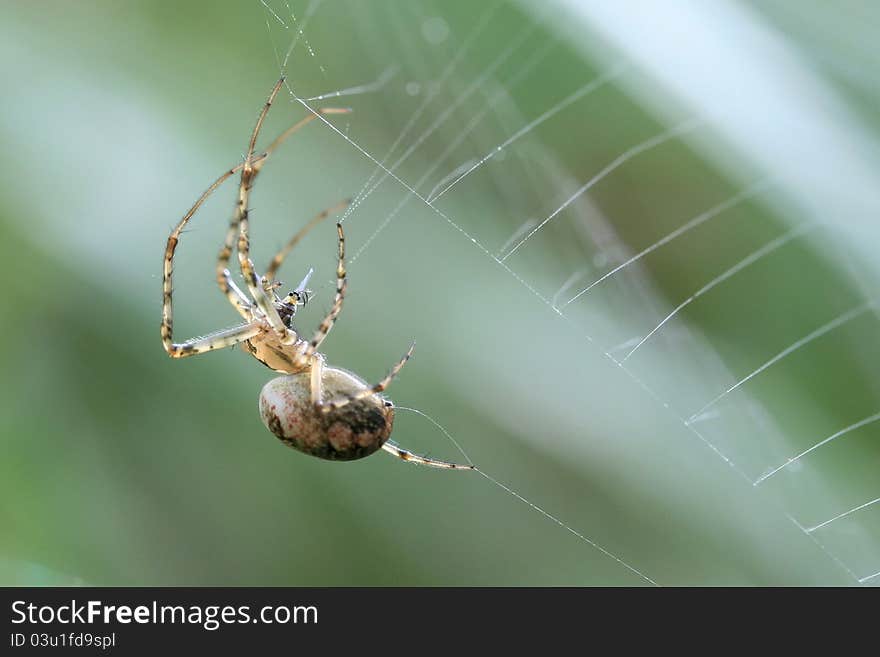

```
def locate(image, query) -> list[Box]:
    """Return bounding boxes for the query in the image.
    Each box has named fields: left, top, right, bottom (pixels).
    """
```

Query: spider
left=161, top=78, right=472, bottom=471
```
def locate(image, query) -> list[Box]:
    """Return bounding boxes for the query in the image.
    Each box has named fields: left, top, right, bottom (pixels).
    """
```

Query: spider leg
left=219, top=267, right=253, bottom=319
left=236, top=79, right=292, bottom=341
left=162, top=163, right=255, bottom=353
left=303, top=348, right=465, bottom=469
left=381, top=442, right=475, bottom=470
left=264, top=198, right=351, bottom=284
left=162, top=321, right=264, bottom=359
left=318, top=343, right=415, bottom=412
left=309, top=352, right=325, bottom=404
left=295, top=222, right=347, bottom=366
left=216, top=109, right=351, bottom=294
left=214, top=90, right=350, bottom=323
left=262, top=107, right=351, bottom=159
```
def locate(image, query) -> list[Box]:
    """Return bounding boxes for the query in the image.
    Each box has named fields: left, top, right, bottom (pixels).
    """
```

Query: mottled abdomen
left=259, top=368, right=394, bottom=461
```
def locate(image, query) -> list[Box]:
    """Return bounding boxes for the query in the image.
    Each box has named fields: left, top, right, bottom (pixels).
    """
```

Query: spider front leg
left=234, top=79, right=292, bottom=341
left=162, top=322, right=265, bottom=358
left=294, top=222, right=348, bottom=369
left=263, top=198, right=352, bottom=284
left=237, top=198, right=293, bottom=342
left=215, top=90, right=350, bottom=326
left=162, top=162, right=259, bottom=354
left=215, top=157, right=264, bottom=320
left=218, top=268, right=254, bottom=319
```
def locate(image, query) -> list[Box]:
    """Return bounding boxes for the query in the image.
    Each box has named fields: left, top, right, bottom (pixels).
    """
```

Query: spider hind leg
left=317, top=343, right=415, bottom=413
left=381, top=442, right=475, bottom=471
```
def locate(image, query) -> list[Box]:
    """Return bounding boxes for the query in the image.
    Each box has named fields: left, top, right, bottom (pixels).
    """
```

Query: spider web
left=255, top=0, right=880, bottom=585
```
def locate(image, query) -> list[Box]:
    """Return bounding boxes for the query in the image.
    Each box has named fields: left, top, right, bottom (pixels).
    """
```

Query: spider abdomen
left=259, top=367, right=394, bottom=461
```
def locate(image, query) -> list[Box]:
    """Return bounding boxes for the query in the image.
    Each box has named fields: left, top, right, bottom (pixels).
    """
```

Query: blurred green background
left=1, top=0, right=879, bottom=586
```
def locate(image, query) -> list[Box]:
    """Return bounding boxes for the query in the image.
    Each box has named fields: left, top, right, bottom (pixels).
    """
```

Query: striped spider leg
left=161, top=77, right=349, bottom=359
left=162, top=78, right=473, bottom=471
left=218, top=77, right=348, bottom=335
left=258, top=219, right=471, bottom=470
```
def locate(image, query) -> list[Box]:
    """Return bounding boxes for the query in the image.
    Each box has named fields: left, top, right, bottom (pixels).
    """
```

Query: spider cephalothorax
left=161, top=78, right=472, bottom=471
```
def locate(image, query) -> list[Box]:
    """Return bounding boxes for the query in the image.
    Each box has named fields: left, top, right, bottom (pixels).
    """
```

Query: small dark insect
left=161, top=78, right=472, bottom=470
